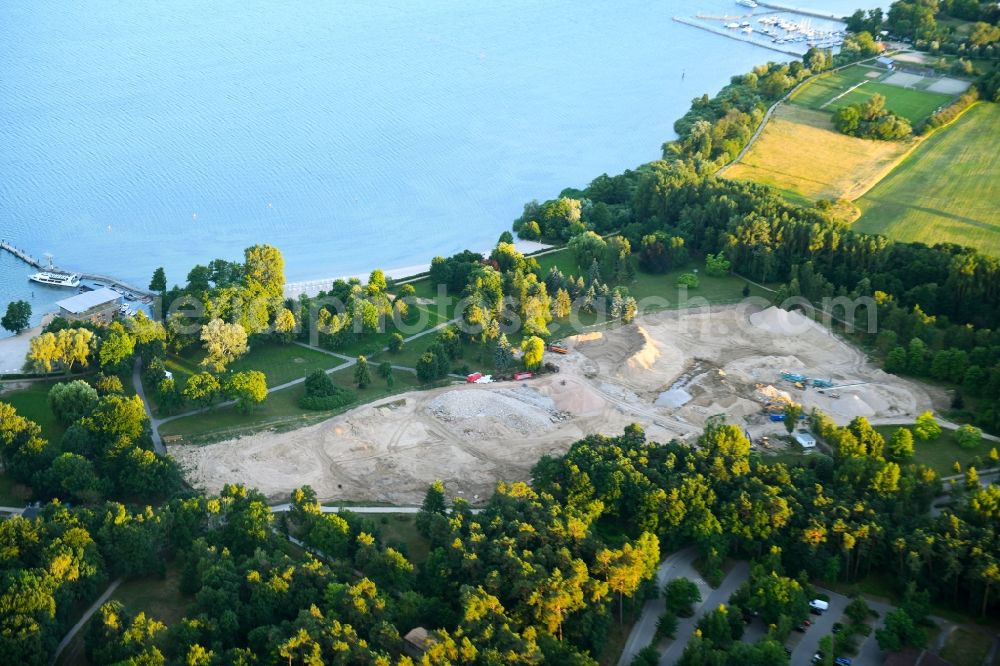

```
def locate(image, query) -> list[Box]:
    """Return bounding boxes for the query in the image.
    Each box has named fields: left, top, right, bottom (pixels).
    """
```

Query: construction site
left=172, top=305, right=941, bottom=504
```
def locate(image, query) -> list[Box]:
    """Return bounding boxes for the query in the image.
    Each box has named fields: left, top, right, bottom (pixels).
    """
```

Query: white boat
left=726, top=22, right=740, bottom=28
left=29, top=271, right=80, bottom=288
left=737, top=0, right=758, bottom=7
left=742, top=26, right=753, bottom=33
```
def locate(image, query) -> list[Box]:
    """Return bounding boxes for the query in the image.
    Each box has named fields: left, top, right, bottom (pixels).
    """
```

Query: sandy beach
left=283, top=239, right=553, bottom=298
left=0, top=314, right=53, bottom=373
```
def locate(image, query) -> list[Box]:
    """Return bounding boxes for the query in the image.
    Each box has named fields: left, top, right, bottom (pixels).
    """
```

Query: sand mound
left=754, top=384, right=793, bottom=405
left=538, top=378, right=607, bottom=415
left=749, top=307, right=814, bottom=336
left=572, top=331, right=603, bottom=343
left=570, top=323, right=685, bottom=392
left=625, top=326, right=661, bottom=372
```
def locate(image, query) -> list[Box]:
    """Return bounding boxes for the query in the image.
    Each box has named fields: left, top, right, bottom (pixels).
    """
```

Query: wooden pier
left=756, top=2, right=843, bottom=21
left=671, top=16, right=803, bottom=57
left=0, top=240, right=44, bottom=268
left=1, top=240, right=155, bottom=298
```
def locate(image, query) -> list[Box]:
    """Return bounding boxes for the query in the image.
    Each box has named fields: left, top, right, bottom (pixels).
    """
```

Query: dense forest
left=4, top=403, right=998, bottom=664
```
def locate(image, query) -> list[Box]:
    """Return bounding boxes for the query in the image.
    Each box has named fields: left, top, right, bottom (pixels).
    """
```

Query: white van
left=809, top=599, right=829, bottom=613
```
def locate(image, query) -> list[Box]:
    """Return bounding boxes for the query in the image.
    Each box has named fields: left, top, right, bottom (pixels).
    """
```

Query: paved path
left=152, top=356, right=354, bottom=428
left=51, top=578, right=123, bottom=665
left=152, top=317, right=461, bottom=433
left=293, top=341, right=352, bottom=362
left=657, top=561, right=751, bottom=665
left=716, top=53, right=893, bottom=178
left=618, top=547, right=700, bottom=665
left=132, top=358, right=165, bottom=454
left=269, top=503, right=482, bottom=515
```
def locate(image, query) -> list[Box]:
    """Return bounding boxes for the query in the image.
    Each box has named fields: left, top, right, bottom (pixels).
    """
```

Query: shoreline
left=283, top=239, right=555, bottom=298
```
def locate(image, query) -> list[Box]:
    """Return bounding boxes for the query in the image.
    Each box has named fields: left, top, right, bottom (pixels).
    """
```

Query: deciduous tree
left=2, top=300, right=31, bottom=334
left=225, top=371, right=268, bottom=413
left=200, top=318, right=248, bottom=372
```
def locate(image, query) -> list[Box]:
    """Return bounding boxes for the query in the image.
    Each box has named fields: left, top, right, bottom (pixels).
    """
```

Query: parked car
left=810, top=598, right=829, bottom=615
left=835, top=658, right=852, bottom=666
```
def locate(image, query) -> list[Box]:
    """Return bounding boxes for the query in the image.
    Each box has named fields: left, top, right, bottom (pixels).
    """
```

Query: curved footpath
left=716, top=52, right=896, bottom=178
left=49, top=578, right=123, bottom=666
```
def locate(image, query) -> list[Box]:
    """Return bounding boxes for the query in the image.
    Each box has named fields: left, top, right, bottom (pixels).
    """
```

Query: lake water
left=0, top=0, right=877, bottom=332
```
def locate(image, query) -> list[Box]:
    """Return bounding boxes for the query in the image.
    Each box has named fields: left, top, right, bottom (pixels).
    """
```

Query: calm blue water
left=0, top=0, right=878, bottom=332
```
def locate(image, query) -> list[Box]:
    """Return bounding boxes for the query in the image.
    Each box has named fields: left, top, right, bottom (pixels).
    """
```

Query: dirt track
left=172, top=305, right=939, bottom=504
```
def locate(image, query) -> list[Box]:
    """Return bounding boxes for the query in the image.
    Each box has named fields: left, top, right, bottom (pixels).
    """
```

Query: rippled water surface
left=1, top=0, right=873, bottom=329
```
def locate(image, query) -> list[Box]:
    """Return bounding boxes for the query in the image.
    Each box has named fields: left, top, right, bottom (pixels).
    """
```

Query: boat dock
left=1, top=240, right=156, bottom=298
left=756, top=2, right=843, bottom=21
left=0, top=240, right=43, bottom=268
left=671, top=16, right=803, bottom=56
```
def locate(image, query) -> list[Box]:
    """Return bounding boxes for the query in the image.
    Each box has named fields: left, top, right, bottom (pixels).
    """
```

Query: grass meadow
left=854, top=102, right=1000, bottom=256
left=724, top=105, right=911, bottom=203
left=824, top=81, right=952, bottom=124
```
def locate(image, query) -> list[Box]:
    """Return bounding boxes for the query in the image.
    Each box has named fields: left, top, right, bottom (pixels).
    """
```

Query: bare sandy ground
left=0, top=315, right=54, bottom=373
left=172, top=305, right=939, bottom=504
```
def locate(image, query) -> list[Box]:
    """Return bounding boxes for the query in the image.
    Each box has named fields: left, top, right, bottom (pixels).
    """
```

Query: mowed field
left=789, top=64, right=881, bottom=109
left=825, top=81, right=952, bottom=124
left=724, top=104, right=911, bottom=202
left=790, top=64, right=956, bottom=125
left=855, top=102, right=1000, bottom=256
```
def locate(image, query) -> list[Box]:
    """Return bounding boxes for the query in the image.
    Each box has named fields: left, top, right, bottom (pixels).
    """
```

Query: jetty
left=756, top=2, right=843, bottom=21
left=0, top=240, right=42, bottom=268
left=671, top=16, right=803, bottom=57
left=1, top=240, right=155, bottom=298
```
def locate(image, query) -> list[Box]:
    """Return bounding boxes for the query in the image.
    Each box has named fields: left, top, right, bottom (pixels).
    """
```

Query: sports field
left=791, top=64, right=957, bottom=124
left=724, top=105, right=911, bottom=203
left=789, top=64, right=881, bottom=109
left=855, top=103, right=1000, bottom=255
left=825, top=82, right=952, bottom=124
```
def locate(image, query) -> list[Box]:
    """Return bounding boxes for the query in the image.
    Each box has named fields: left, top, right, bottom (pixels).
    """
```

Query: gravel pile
left=428, top=388, right=558, bottom=436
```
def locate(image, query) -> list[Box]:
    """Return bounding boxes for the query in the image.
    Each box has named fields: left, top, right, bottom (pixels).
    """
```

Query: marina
left=679, top=1, right=848, bottom=56
left=673, top=16, right=804, bottom=56
left=1, top=240, right=155, bottom=302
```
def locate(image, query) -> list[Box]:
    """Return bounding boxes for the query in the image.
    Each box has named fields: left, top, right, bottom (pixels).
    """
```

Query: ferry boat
left=29, top=271, right=81, bottom=288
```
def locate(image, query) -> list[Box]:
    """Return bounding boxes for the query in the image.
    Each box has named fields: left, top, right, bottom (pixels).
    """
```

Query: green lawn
left=165, top=342, right=345, bottom=390
left=940, top=627, right=994, bottom=666
left=57, top=568, right=190, bottom=666
left=874, top=424, right=996, bottom=477
left=228, top=343, right=344, bottom=386
left=789, top=65, right=884, bottom=110
left=113, top=567, right=190, bottom=625
left=376, top=514, right=431, bottom=566
left=1, top=380, right=66, bottom=443
left=159, top=364, right=420, bottom=444
left=370, top=329, right=442, bottom=369
left=0, top=472, right=31, bottom=505
left=854, top=102, right=1000, bottom=256
left=825, top=82, right=952, bottom=125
